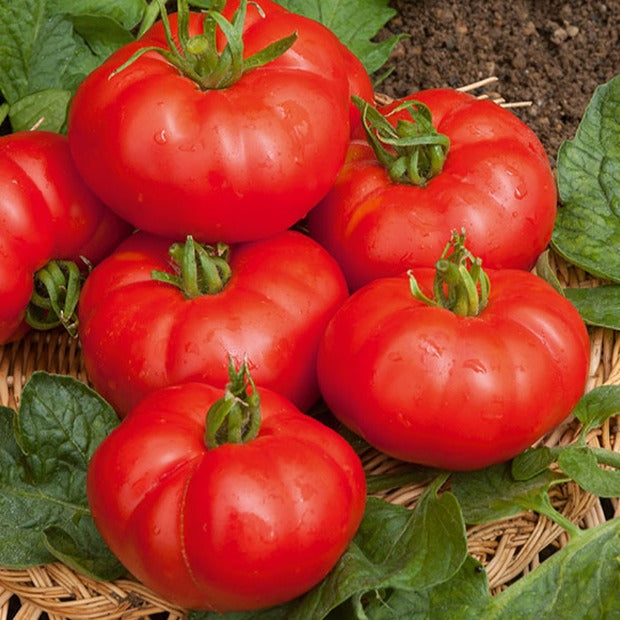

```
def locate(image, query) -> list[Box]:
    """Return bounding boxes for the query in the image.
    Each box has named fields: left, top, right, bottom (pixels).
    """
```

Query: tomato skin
left=307, top=88, right=558, bottom=290
left=77, top=229, right=349, bottom=416
left=87, top=382, right=366, bottom=611
left=317, top=268, right=590, bottom=471
left=67, top=3, right=354, bottom=244
left=0, top=132, right=131, bottom=344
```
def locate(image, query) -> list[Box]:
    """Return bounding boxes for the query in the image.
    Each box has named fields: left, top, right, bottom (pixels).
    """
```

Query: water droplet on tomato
left=154, top=129, right=167, bottom=145
left=514, top=185, right=528, bottom=199
left=419, top=338, right=442, bottom=357
left=463, top=358, right=487, bottom=373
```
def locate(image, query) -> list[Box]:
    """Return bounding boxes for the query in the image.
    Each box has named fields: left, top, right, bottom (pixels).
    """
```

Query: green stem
left=518, top=491, right=582, bottom=539
left=25, top=260, right=83, bottom=337
left=112, top=0, right=297, bottom=90
left=352, top=95, right=450, bottom=186
left=408, top=230, right=490, bottom=317
left=151, top=236, right=231, bottom=299
left=590, top=447, right=620, bottom=470
left=204, top=356, right=262, bottom=449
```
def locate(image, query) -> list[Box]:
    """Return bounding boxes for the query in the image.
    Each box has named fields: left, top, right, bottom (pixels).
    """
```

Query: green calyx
left=151, top=236, right=231, bottom=299
left=26, top=260, right=83, bottom=337
left=112, top=0, right=297, bottom=90
left=408, top=230, right=490, bottom=317
left=352, top=95, right=450, bottom=186
left=205, top=356, right=262, bottom=449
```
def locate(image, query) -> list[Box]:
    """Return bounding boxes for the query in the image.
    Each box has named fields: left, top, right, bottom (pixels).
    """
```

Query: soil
left=378, top=0, right=619, bottom=167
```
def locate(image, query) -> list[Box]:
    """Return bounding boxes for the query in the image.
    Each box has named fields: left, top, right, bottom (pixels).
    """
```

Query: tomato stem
left=111, top=0, right=297, bottom=90
left=352, top=95, right=450, bottom=186
left=205, top=356, right=262, bottom=449
left=25, top=260, right=83, bottom=337
left=407, top=230, right=490, bottom=317
left=151, top=236, right=231, bottom=298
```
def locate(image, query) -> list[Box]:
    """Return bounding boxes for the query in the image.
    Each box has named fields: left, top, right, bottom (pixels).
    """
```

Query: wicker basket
left=1, top=82, right=619, bottom=619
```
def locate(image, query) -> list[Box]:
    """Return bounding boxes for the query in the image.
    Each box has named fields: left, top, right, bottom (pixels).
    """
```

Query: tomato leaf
left=8, top=88, right=72, bottom=132
left=451, top=461, right=562, bottom=525
left=69, top=14, right=136, bottom=59
left=485, top=517, right=620, bottom=617
left=552, top=75, right=620, bottom=282
left=274, top=0, right=401, bottom=73
left=557, top=446, right=620, bottom=498
left=363, top=555, right=488, bottom=619
left=573, top=384, right=620, bottom=437
left=564, top=285, right=620, bottom=329
left=0, top=0, right=144, bottom=135
left=0, top=5, right=75, bottom=104
left=47, top=0, right=147, bottom=31
left=0, top=371, right=123, bottom=579
left=511, top=446, right=559, bottom=481
left=43, top=525, right=125, bottom=581
left=379, top=517, right=620, bottom=619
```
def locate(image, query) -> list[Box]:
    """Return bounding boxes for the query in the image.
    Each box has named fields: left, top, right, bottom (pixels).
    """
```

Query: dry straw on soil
left=1, top=79, right=618, bottom=619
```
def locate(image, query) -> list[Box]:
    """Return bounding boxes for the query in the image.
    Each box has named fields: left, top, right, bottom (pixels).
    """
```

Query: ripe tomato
left=67, top=0, right=362, bottom=243
left=307, top=88, right=558, bottom=290
left=87, top=375, right=366, bottom=611
left=77, top=229, right=348, bottom=416
left=0, top=131, right=131, bottom=344
left=317, top=236, right=590, bottom=470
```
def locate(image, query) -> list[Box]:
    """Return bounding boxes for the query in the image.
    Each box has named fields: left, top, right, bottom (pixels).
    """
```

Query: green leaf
left=8, top=88, right=72, bottom=132
left=384, top=517, right=620, bottom=619
left=511, top=446, right=558, bottom=481
left=564, top=285, right=620, bottom=329
left=451, top=461, right=561, bottom=524
left=43, top=525, right=125, bottom=581
left=552, top=75, right=620, bottom=282
left=485, top=517, right=620, bottom=618
left=366, top=555, right=488, bottom=620
left=47, top=0, right=147, bottom=30
left=69, top=14, right=135, bottom=60
left=573, top=384, right=620, bottom=437
left=0, top=372, right=122, bottom=579
left=0, top=0, right=141, bottom=134
left=274, top=0, right=401, bottom=73
left=558, top=446, right=620, bottom=498
left=0, top=3, right=72, bottom=104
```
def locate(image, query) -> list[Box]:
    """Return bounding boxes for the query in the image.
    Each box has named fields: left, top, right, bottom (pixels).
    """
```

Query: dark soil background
left=378, top=0, right=619, bottom=166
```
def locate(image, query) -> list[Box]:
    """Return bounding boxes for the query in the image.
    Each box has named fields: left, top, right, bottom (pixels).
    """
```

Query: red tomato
left=0, top=131, right=131, bottom=344
left=77, top=229, right=348, bottom=416
left=307, top=88, right=558, bottom=290
left=67, top=1, right=356, bottom=243
left=317, top=247, right=590, bottom=471
left=87, top=379, right=366, bottom=611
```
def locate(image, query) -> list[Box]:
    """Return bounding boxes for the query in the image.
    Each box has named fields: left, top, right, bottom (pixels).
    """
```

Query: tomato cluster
left=1, top=0, right=591, bottom=613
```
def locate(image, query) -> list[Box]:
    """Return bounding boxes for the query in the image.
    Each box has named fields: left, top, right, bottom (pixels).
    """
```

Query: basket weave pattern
left=1, top=79, right=619, bottom=617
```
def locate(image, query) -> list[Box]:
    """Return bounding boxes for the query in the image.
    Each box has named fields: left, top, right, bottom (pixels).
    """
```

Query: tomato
left=307, top=88, right=558, bottom=291
left=87, top=369, right=366, bottom=611
left=67, top=0, right=360, bottom=244
left=317, top=235, right=590, bottom=471
left=77, top=229, right=348, bottom=416
left=0, top=131, right=131, bottom=344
